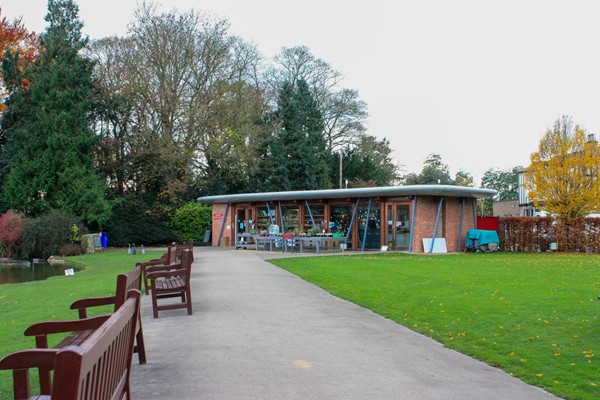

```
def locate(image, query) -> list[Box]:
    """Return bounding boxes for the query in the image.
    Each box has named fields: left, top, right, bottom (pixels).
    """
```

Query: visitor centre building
left=197, top=185, right=496, bottom=253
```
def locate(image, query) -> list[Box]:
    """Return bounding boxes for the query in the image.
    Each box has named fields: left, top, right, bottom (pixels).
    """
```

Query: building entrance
left=386, top=204, right=411, bottom=250
left=236, top=208, right=254, bottom=237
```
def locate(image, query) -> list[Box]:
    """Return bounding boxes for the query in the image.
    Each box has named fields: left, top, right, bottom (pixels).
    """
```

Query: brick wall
left=411, top=196, right=475, bottom=253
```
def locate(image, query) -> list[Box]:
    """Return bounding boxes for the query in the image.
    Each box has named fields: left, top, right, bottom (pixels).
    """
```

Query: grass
left=0, top=250, right=162, bottom=400
left=270, top=252, right=600, bottom=400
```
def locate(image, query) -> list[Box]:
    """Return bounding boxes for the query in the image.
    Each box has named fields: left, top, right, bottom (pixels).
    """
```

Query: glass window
left=358, top=203, right=381, bottom=249
left=329, top=204, right=353, bottom=236
left=303, top=204, right=325, bottom=233
left=257, top=205, right=275, bottom=234
left=281, top=206, right=300, bottom=234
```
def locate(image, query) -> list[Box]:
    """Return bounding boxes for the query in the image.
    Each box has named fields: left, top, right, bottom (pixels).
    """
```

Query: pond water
left=0, top=260, right=83, bottom=285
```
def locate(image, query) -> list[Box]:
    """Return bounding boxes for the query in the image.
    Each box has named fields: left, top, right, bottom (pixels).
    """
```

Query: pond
left=0, top=259, right=83, bottom=285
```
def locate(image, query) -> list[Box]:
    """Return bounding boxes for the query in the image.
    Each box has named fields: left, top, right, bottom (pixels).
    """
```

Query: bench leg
left=14, top=369, right=32, bottom=400
left=186, top=287, right=193, bottom=315
left=135, top=317, right=147, bottom=364
left=38, top=366, right=52, bottom=395
left=151, top=292, right=159, bottom=319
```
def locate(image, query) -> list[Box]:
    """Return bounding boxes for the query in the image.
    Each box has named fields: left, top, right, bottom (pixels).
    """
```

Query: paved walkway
left=130, top=248, right=560, bottom=399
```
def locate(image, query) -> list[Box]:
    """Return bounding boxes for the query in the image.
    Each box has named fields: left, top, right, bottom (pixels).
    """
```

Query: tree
left=337, top=134, right=398, bottom=187
left=266, top=46, right=368, bottom=151
left=403, top=153, right=453, bottom=185
left=454, top=170, right=474, bottom=187
left=258, top=79, right=331, bottom=191
left=0, top=9, right=40, bottom=112
left=90, top=4, right=266, bottom=200
left=481, top=166, right=521, bottom=200
left=0, top=0, right=110, bottom=225
left=524, top=115, right=600, bottom=220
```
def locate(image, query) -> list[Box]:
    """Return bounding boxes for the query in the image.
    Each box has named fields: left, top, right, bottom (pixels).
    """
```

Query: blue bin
left=101, top=232, right=108, bottom=248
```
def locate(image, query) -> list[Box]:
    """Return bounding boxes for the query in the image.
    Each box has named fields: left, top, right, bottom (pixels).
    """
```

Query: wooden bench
left=146, top=248, right=193, bottom=318
left=0, top=290, right=141, bottom=400
left=138, top=241, right=193, bottom=295
left=138, top=244, right=177, bottom=295
left=23, top=266, right=147, bottom=394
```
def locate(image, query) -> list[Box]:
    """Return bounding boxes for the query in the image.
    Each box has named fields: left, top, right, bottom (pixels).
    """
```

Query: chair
left=146, top=248, right=194, bottom=318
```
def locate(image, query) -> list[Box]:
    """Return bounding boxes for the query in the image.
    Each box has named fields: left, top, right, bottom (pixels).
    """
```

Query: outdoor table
left=296, top=236, right=347, bottom=254
left=249, top=235, right=348, bottom=253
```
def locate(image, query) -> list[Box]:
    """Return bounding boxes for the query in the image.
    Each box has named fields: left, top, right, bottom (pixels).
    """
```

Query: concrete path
left=130, top=248, right=560, bottom=399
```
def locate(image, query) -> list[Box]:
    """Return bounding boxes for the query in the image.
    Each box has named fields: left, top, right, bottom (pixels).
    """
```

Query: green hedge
left=170, top=202, right=212, bottom=243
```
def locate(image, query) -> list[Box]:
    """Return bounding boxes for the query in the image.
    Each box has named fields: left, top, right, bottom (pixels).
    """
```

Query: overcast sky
left=3, top=0, right=600, bottom=183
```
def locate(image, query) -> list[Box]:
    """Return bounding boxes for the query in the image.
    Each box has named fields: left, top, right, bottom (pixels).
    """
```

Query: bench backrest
left=181, top=248, right=193, bottom=285
left=51, top=290, right=140, bottom=400
left=175, top=240, right=193, bottom=262
left=113, top=265, right=142, bottom=311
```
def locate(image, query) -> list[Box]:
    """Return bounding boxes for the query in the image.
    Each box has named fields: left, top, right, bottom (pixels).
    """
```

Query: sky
left=3, top=0, right=600, bottom=184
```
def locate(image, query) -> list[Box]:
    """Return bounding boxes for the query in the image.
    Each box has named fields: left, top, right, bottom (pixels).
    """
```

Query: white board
left=422, top=238, right=447, bottom=254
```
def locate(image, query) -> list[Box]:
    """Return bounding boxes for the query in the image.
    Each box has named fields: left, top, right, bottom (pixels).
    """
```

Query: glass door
left=386, top=204, right=411, bottom=250
left=236, top=208, right=254, bottom=236
left=395, top=205, right=410, bottom=250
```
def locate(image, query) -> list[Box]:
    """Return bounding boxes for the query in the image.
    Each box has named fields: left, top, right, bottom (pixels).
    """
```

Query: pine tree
left=0, top=0, right=110, bottom=225
left=265, top=79, right=330, bottom=191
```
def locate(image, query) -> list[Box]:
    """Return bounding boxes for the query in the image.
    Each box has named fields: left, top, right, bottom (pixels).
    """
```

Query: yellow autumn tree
left=524, top=115, right=600, bottom=220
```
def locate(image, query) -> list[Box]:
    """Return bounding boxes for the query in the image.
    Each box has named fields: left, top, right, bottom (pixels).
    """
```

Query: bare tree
left=90, top=3, right=267, bottom=199
left=264, top=46, right=368, bottom=151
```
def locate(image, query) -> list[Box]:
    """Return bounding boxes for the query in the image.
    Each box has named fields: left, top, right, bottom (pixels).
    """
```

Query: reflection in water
left=0, top=260, right=82, bottom=285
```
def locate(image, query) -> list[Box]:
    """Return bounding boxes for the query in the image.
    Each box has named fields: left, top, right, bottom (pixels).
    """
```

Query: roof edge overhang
left=197, top=185, right=497, bottom=204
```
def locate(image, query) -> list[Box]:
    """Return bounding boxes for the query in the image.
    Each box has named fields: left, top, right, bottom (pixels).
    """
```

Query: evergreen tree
left=0, top=0, right=110, bottom=225
left=264, top=79, right=330, bottom=191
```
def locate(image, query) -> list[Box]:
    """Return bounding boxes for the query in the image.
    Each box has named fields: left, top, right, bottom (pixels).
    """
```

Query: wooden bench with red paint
left=146, top=248, right=193, bottom=318
left=138, top=243, right=177, bottom=295
left=22, top=266, right=147, bottom=394
left=0, top=290, right=141, bottom=400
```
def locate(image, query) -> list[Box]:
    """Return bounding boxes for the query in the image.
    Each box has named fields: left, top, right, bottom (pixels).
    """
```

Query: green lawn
left=270, top=252, right=600, bottom=400
left=0, top=250, right=162, bottom=400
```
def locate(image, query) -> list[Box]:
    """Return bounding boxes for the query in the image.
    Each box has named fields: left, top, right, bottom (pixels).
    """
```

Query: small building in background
left=198, top=185, right=496, bottom=253
left=492, top=199, right=520, bottom=217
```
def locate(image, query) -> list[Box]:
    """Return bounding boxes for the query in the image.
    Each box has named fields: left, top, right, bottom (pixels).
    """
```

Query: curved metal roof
left=197, top=185, right=497, bottom=204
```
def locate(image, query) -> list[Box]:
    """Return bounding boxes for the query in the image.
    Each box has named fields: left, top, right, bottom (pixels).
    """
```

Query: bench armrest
left=0, top=348, right=58, bottom=370
left=137, top=257, right=167, bottom=268
left=24, top=314, right=111, bottom=337
left=145, top=264, right=181, bottom=275
left=70, top=295, right=117, bottom=318
left=146, top=268, right=186, bottom=281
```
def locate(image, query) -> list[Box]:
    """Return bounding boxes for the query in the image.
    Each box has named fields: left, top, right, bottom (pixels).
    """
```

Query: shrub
left=170, top=202, right=212, bottom=242
left=59, top=243, right=83, bottom=256
left=19, top=212, right=88, bottom=259
left=0, top=210, right=28, bottom=258
left=103, top=197, right=178, bottom=246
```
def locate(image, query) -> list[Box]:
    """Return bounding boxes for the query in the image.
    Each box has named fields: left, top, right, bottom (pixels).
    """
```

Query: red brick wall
left=445, top=197, right=475, bottom=252
left=411, top=196, right=476, bottom=253
left=211, top=204, right=233, bottom=246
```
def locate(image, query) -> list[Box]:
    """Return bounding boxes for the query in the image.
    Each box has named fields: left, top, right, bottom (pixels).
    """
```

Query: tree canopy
left=481, top=166, right=521, bottom=200
left=0, top=0, right=110, bottom=225
left=0, top=2, right=423, bottom=242
left=524, top=115, right=600, bottom=220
